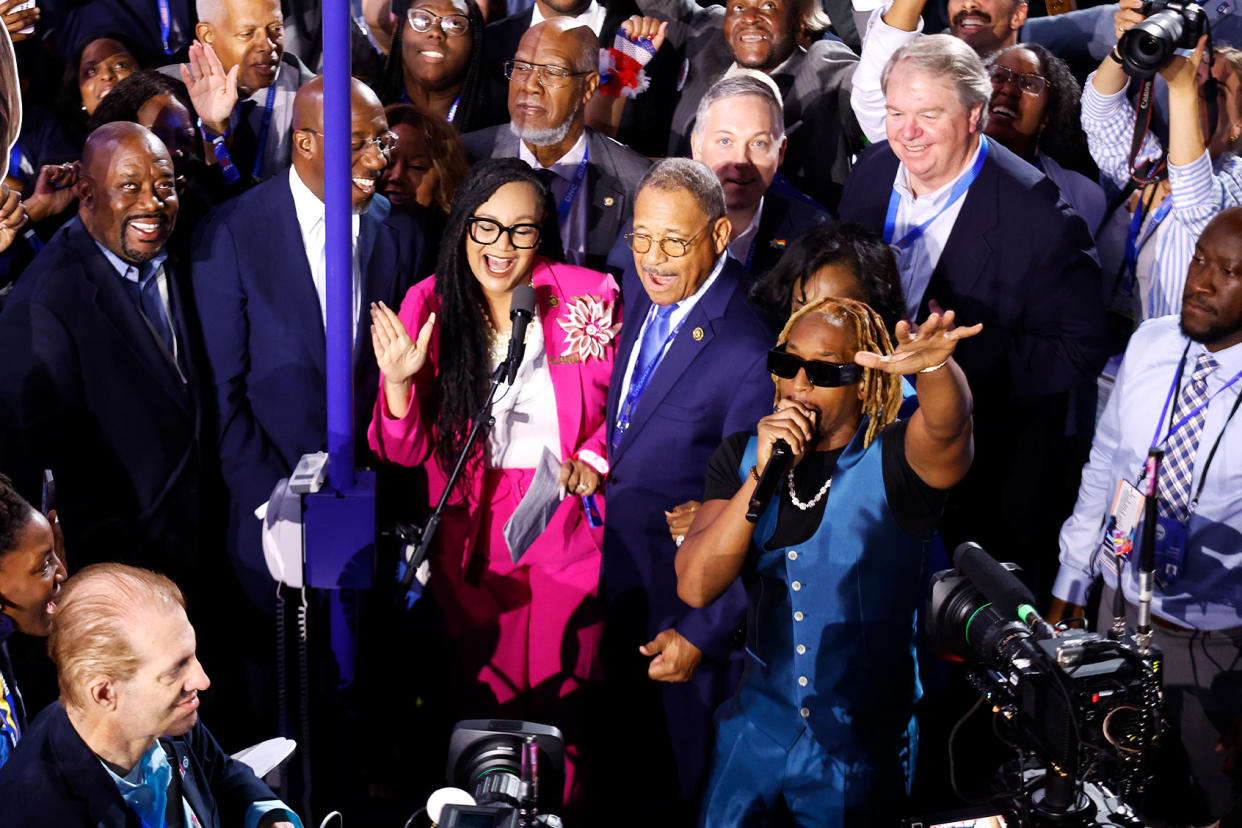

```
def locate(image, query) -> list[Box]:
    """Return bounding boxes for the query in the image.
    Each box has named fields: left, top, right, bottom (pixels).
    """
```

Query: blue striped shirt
left=1081, top=75, right=1242, bottom=318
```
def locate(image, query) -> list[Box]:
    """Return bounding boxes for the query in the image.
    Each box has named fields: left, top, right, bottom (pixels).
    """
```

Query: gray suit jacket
left=460, top=125, right=652, bottom=273
left=638, top=0, right=864, bottom=210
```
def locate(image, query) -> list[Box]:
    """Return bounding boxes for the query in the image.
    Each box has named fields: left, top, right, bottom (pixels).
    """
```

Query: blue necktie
left=137, top=262, right=175, bottom=357
left=632, top=303, right=674, bottom=388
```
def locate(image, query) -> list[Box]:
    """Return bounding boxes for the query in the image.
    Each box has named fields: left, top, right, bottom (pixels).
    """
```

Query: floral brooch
left=557, top=295, right=620, bottom=362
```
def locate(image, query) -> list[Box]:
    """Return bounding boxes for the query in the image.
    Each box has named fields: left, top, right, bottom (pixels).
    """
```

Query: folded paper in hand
left=503, top=447, right=564, bottom=563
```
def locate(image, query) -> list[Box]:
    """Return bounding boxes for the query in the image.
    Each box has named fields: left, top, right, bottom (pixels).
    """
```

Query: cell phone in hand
left=10, top=0, right=34, bottom=35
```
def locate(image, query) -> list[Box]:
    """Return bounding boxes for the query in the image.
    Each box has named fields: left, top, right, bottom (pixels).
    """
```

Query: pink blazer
left=368, top=257, right=621, bottom=567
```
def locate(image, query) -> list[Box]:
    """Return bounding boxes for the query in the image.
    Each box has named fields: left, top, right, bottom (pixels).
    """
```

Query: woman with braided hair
left=675, top=297, right=980, bottom=827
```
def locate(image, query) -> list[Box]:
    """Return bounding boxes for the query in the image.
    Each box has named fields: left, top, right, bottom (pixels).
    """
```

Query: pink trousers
left=430, top=466, right=604, bottom=805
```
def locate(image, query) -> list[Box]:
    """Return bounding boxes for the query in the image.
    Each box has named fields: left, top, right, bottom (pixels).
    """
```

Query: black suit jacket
left=0, top=218, right=203, bottom=580
left=747, top=184, right=831, bottom=279
left=0, top=703, right=284, bottom=828
left=461, top=126, right=651, bottom=273
left=478, top=0, right=680, bottom=155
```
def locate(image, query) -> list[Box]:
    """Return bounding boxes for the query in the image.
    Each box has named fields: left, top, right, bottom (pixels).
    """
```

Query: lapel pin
left=603, top=196, right=615, bottom=207
left=692, top=327, right=704, bottom=341
left=549, top=296, right=559, bottom=307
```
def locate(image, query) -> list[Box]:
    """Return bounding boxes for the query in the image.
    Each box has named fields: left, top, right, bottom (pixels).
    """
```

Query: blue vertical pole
left=323, top=0, right=355, bottom=489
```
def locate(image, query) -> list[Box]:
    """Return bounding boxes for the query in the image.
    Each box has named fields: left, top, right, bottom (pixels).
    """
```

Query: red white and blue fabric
left=599, top=32, right=656, bottom=98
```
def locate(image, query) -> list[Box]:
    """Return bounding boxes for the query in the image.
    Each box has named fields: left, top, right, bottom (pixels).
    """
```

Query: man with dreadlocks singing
left=675, top=296, right=980, bottom=826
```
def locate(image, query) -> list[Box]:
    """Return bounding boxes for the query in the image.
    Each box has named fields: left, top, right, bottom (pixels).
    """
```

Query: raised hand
left=371, top=301, right=434, bottom=385
left=23, top=163, right=79, bottom=224
left=0, top=182, right=28, bottom=254
left=620, top=16, right=668, bottom=53
left=855, top=309, right=982, bottom=375
left=179, top=40, right=239, bottom=136
left=0, top=0, right=40, bottom=42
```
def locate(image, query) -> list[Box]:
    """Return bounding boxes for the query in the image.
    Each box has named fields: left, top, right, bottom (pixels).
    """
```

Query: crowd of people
left=0, top=0, right=1237, bottom=823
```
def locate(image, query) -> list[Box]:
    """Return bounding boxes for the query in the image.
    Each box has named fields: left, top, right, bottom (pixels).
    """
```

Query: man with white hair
left=461, top=18, right=651, bottom=271
left=838, top=34, right=1106, bottom=601
left=163, top=0, right=314, bottom=183
left=0, top=563, right=302, bottom=828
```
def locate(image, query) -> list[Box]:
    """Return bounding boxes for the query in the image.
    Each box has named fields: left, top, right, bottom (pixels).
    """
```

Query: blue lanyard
left=883, top=136, right=989, bottom=249
left=1148, top=344, right=1242, bottom=450
left=1124, top=194, right=1172, bottom=287
left=250, top=82, right=277, bottom=181
left=554, top=144, right=590, bottom=227
left=614, top=305, right=685, bottom=439
left=157, top=0, right=173, bottom=55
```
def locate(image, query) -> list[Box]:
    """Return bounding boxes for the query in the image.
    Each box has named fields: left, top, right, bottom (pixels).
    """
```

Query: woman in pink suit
left=367, top=159, right=618, bottom=806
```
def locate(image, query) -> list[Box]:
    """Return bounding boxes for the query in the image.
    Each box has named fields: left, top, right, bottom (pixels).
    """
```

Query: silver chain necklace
left=787, top=467, right=832, bottom=511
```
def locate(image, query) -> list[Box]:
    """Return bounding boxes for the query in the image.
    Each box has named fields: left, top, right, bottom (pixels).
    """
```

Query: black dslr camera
left=917, top=545, right=1163, bottom=826
left=1117, top=0, right=1208, bottom=78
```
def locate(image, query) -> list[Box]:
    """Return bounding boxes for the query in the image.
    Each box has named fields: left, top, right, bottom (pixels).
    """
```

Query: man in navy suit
left=596, top=158, right=774, bottom=825
left=192, top=75, right=422, bottom=612
left=0, top=122, right=203, bottom=594
left=0, top=563, right=300, bottom=828
left=837, top=34, right=1107, bottom=600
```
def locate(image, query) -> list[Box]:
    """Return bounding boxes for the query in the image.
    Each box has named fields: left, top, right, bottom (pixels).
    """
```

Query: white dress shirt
left=486, top=314, right=562, bottom=469
left=888, top=137, right=985, bottom=320
left=288, top=167, right=362, bottom=342
left=727, top=198, right=764, bottom=267
left=519, top=131, right=590, bottom=266
left=1055, top=317, right=1242, bottom=629
left=529, top=0, right=608, bottom=36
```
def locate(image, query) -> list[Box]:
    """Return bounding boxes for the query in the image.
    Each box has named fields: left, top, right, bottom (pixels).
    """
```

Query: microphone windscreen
left=953, top=542, right=1037, bottom=621
left=510, top=283, right=536, bottom=318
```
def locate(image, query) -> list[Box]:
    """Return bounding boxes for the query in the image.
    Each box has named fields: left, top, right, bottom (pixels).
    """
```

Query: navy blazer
left=747, top=183, right=832, bottom=279
left=603, top=256, right=774, bottom=657
left=0, top=703, right=284, bottom=828
left=838, top=139, right=1107, bottom=409
left=190, top=175, right=425, bottom=519
left=0, top=218, right=203, bottom=579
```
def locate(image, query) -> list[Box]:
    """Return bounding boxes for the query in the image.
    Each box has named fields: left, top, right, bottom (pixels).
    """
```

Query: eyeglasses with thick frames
left=407, top=8, right=470, bottom=36
left=467, top=217, right=542, bottom=249
left=503, top=59, right=591, bottom=88
left=624, top=222, right=713, bottom=258
left=297, top=128, right=399, bottom=156
left=988, top=64, right=1048, bottom=97
left=767, top=347, right=862, bottom=388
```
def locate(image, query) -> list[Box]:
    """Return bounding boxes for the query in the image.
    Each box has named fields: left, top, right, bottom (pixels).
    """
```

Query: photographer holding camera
left=1085, top=0, right=1242, bottom=323
left=1048, top=208, right=1242, bottom=826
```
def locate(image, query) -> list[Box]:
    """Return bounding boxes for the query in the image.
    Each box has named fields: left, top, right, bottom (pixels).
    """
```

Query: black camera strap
left=1129, top=78, right=1168, bottom=185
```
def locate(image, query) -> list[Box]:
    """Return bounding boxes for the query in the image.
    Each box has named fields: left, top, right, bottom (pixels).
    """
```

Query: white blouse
left=485, top=314, right=562, bottom=469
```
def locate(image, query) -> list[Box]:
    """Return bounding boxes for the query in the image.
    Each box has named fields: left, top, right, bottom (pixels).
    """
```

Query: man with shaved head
left=0, top=563, right=302, bottom=828
left=0, top=122, right=206, bottom=593
left=191, top=75, right=423, bottom=622
left=462, top=18, right=651, bottom=272
left=159, top=0, right=314, bottom=183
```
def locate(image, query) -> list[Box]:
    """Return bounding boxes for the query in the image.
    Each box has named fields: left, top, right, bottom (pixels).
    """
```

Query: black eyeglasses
left=503, top=59, right=590, bottom=88
left=467, top=217, right=542, bottom=249
left=625, top=222, right=713, bottom=258
left=407, top=8, right=470, bottom=36
left=767, top=347, right=862, bottom=388
left=297, top=128, right=399, bottom=156
left=989, top=64, right=1047, bottom=97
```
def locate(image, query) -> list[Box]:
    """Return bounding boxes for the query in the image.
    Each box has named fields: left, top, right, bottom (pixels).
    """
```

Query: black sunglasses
left=767, top=347, right=862, bottom=388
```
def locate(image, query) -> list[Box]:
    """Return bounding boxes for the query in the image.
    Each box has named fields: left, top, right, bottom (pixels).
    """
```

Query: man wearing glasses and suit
left=593, top=158, right=773, bottom=825
left=461, top=18, right=651, bottom=273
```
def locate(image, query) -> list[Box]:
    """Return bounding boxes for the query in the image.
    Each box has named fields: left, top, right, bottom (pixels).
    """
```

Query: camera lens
left=1118, top=9, right=1186, bottom=78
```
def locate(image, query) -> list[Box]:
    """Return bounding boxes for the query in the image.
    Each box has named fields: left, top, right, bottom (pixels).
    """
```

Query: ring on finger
left=675, top=534, right=685, bottom=547
left=576, top=483, right=588, bottom=492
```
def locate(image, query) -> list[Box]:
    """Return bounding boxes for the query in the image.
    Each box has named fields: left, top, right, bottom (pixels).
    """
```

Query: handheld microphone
left=505, top=284, right=536, bottom=384
left=746, top=440, right=791, bottom=523
left=953, top=542, right=1056, bottom=640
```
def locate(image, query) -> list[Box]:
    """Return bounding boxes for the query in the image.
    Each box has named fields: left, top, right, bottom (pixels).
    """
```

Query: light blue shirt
left=102, top=740, right=303, bottom=828
left=1054, top=316, right=1242, bottom=629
